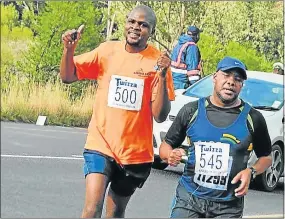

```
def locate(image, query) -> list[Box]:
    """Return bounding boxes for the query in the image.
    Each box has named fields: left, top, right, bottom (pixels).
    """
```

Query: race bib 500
left=108, top=75, right=144, bottom=111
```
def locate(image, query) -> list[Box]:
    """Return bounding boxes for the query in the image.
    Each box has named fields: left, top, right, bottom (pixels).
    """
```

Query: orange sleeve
left=151, top=68, right=175, bottom=101
left=73, top=46, right=102, bottom=80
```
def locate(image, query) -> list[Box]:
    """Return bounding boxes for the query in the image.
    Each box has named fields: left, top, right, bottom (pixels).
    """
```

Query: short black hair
left=128, top=5, right=157, bottom=31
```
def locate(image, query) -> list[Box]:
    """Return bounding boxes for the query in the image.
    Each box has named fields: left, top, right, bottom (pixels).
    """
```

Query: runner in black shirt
left=159, top=57, right=272, bottom=218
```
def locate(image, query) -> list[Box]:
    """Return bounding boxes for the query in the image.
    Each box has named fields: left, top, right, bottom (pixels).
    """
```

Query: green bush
left=18, top=2, right=105, bottom=82
left=1, top=3, right=18, bottom=30
left=224, top=41, right=272, bottom=72
left=198, top=34, right=273, bottom=75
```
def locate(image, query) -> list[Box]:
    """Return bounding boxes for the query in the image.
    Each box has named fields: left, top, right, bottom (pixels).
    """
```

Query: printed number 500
left=114, top=87, right=137, bottom=104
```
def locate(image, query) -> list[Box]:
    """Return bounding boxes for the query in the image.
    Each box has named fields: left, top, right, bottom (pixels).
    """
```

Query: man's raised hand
left=156, top=51, right=171, bottom=78
left=61, top=24, right=85, bottom=49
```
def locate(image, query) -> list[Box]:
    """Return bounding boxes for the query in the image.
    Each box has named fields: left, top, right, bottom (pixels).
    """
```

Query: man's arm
left=160, top=141, right=185, bottom=167
left=60, top=47, right=78, bottom=84
left=159, top=103, right=195, bottom=166
left=60, top=25, right=84, bottom=84
left=251, top=156, right=272, bottom=175
left=152, top=52, right=172, bottom=123
left=248, top=109, right=272, bottom=175
left=152, top=73, right=171, bottom=123
left=232, top=109, right=272, bottom=197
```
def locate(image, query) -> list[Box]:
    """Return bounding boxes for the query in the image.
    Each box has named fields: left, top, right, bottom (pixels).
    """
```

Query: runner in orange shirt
left=60, top=5, right=175, bottom=218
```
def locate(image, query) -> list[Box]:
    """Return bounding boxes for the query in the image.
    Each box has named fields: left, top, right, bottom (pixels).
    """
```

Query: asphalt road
left=1, top=122, right=284, bottom=218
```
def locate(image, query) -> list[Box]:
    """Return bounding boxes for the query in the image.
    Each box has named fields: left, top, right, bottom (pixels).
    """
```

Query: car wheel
left=152, top=155, right=168, bottom=170
left=254, top=144, right=283, bottom=192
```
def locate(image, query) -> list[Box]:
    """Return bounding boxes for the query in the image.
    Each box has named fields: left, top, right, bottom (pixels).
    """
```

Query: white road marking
left=72, top=155, right=83, bottom=158
left=1, top=154, right=83, bottom=160
left=6, top=130, right=70, bottom=139
left=1, top=154, right=283, bottom=218
left=243, top=214, right=284, bottom=218
left=3, top=126, right=87, bottom=134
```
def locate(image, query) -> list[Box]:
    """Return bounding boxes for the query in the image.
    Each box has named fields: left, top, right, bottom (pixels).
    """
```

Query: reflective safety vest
left=171, top=42, right=202, bottom=76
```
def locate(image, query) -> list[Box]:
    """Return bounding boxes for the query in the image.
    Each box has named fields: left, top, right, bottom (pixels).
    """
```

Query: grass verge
left=1, top=79, right=95, bottom=127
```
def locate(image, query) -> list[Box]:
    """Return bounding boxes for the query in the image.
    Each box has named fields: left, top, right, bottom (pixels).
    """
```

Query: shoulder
left=248, top=107, right=265, bottom=122
left=92, top=40, right=124, bottom=58
left=247, top=105, right=268, bottom=131
left=240, top=100, right=265, bottom=121
left=186, top=43, right=198, bottom=49
left=180, top=100, right=199, bottom=116
left=98, top=40, right=123, bottom=50
left=146, top=44, right=161, bottom=56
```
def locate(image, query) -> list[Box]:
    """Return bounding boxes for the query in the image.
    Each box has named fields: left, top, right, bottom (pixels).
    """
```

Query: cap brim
left=188, top=29, right=202, bottom=34
left=219, top=66, right=247, bottom=80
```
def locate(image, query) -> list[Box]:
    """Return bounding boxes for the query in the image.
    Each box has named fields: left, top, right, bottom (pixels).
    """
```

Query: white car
left=153, top=71, right=284, bottom=192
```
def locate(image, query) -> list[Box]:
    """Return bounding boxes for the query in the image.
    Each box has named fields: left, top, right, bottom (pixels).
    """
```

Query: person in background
left=171, top=26, right=203, bottom=90
left=273, top=62, right=284, bottom=75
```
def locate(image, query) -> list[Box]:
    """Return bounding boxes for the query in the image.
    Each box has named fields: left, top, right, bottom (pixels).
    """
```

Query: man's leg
left=81, top=173, right=109, bottom=218
left=170, top=182, right=204, bottom=218
left=105, top=188, right=132, bottom=218
left=81, top=150, right=114, bottom=218
left=208, top=197, right=244, bottom=218
left=106, top=163, right=152, bottom=218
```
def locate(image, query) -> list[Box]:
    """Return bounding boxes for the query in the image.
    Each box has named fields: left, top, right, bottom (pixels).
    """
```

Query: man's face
left=124, top=10, right=153, bottom=48
left=273, top=68, right=284, bottom=75
left=187, top=32, right=200, bottom=43
left=213, top=69, right=244, bottom=105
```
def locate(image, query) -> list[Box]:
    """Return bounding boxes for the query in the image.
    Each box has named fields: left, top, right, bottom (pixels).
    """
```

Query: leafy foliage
left=1, top=1, right=283, bottom=126
left=18, top=1, right=104, bottom=83
left=1, top=1, right=283, bottom=93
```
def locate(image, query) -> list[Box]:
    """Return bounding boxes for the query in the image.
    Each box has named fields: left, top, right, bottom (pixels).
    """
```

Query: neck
left=125, top=43, right=147, bottom=53
left=210, top=95, right=241, bottom=108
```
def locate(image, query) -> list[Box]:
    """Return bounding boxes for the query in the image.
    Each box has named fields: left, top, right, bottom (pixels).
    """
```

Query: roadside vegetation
left=1, top=1, right=283, bottom=127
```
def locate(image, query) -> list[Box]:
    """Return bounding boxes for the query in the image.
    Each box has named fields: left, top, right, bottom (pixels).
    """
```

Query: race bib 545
left=193, top=141, right=232, bottom=190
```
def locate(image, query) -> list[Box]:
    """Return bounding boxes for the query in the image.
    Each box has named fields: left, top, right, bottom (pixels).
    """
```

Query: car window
left=241, top=79, right=284, bottom=109
left=183, top=75, right=284, bottom=110
left=183, top=75, right=213, bottom=98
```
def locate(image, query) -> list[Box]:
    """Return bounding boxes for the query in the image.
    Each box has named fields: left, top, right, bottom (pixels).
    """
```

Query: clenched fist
left=167, top=148, right=186, bottom=167
left=61, top=24, right=85, bottom=49
left=156, top=51, right=171, bottom=78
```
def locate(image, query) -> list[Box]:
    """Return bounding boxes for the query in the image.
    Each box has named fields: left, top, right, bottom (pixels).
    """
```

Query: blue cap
left=217, top=56, right=247, bottom=79
left=187, top=26, right=202, bottom=34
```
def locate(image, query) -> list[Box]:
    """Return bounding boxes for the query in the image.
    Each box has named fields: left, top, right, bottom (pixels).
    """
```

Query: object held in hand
left=154, top=65, right=160, bottom=71
left=71, top=32, right=77, bottom=41
left=181, top=155, right=188, bottom=163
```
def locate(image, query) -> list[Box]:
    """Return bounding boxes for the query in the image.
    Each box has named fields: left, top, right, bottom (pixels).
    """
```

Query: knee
left=110, top=207, right=126, bottom=218
left=82, top=203, right=103, bottom=218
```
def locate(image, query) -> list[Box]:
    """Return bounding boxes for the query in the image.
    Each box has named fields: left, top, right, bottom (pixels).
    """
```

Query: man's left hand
left=231, top=168, right=252, bottom=197
left=156, top=51, right=171, bottom=78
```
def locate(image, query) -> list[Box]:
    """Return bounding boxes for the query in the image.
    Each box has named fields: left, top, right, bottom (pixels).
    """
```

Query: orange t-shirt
left=74, top=41, right=175, bottom=164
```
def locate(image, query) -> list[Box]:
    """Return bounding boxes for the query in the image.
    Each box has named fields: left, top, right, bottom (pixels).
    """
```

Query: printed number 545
left=200, top=153, right=223, bottom=169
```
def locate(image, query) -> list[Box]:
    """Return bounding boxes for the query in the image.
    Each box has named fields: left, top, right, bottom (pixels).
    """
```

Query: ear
left=213, top=72, right=218, bottom=83
left=151, top=27, right=155, bottom=35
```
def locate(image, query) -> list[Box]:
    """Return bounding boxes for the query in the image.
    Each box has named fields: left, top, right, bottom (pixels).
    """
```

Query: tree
left=18, top=1, right=105, bottom=83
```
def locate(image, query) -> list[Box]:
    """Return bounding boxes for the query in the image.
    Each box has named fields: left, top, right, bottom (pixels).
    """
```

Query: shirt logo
left=133, top=68, right=151, bottom=77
